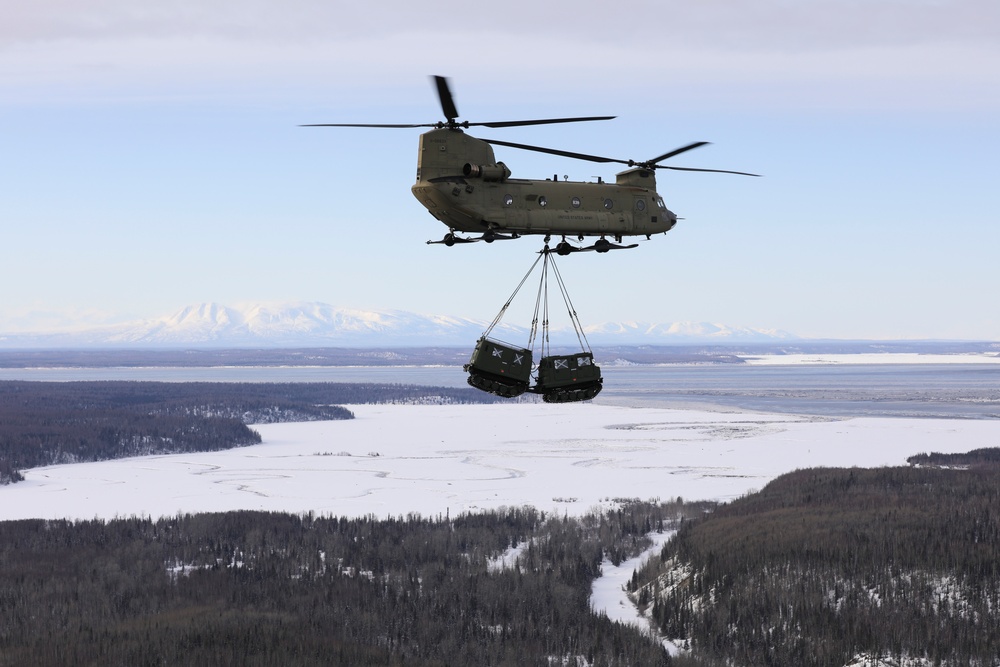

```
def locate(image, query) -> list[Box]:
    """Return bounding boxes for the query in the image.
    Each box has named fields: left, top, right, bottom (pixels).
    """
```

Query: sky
left=2, top=0, right=999, bottom=340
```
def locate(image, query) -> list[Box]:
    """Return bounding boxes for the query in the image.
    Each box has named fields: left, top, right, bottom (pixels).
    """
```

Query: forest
left=908, top=447, right=1000, bottom=468
left=0, top=381, right=502, bottom=483
left=638, top=459, right=1000, bottom=666
left=0, top=501, right=717, bottom=666
left=5, top=373, right=1000, bottom=663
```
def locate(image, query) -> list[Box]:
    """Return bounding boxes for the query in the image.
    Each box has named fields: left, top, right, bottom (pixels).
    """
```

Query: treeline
left=0, top=501, right=706, bottom=666
left=908, top=446, right=1000, bottom=468
left=0, top=381, right=503, bottom=481
left=0, top=348, right=471, bottom=369
left=642, top=464, right=1000, bottom=666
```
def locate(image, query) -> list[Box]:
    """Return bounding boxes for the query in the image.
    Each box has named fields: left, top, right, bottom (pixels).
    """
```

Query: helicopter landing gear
left=549, top=236, right=639, bottom=254
left=482, top=229, right=520, bottom=243
left=427, top=232, right=477, bottom=246
left=427, top=231, right=520, bottom=245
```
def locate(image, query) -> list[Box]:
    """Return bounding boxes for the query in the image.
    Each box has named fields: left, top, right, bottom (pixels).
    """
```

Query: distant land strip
left=1, top=341, right=998, bottom=368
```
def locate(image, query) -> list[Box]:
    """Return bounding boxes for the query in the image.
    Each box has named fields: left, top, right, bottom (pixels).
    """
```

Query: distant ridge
left=0, top=302, right=797, bottom=348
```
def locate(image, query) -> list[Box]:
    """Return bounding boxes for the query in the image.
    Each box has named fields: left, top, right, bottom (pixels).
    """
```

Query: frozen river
left=2, top=359, right=999, bottom=418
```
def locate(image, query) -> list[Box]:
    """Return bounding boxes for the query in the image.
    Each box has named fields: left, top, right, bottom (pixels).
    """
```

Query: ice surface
left=743, top=352, right=1000, bottom=365
left=4, top=403, right=998, bottom=522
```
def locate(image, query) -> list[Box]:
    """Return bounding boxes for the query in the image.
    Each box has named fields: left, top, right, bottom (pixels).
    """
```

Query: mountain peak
left=0, top=302, right=796, bottom=348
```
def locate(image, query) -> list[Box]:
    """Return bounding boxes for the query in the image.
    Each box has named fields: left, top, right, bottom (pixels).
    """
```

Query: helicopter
left=305, top=76, right=759, bottom=255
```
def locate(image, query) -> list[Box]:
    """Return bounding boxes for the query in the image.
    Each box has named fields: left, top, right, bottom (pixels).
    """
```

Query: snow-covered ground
left=4, top=403, right=998, bottom=522
left=6, top=401, right=998, bottom=664
left=590, top=531, right=679, bottom=647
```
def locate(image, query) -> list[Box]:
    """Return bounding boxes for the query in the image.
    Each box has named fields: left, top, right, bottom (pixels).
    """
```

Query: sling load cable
left=525, top=244, right=549, bottom=355
left=547, top=248, right=594, bottom=356
left=532, top=247, right=603, bottom=403
left=482, top=251, right=544, bottom=341
left=533, top=248, right=551, bottom=357
left=463, top=251, right=545, bottom=398
left=464, top=245, right=602, bottom=401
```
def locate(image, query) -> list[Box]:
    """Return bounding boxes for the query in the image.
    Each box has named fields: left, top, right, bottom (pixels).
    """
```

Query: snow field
left=4, top=403, right=998, bottom=522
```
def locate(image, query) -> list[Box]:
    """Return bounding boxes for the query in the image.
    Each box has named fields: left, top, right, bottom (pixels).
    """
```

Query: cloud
left=1, top=3, right=997, bottom=110
left=3, top=1, right=996, bottom=47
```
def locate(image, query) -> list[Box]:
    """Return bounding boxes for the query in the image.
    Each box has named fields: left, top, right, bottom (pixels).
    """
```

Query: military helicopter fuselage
left=411, top=128, right=677, bottom=243
left=305, top=76, right=755, bottom=252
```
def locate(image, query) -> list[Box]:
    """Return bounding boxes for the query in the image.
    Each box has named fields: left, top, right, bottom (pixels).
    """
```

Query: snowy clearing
left=3, top=403, right=997, bottom=522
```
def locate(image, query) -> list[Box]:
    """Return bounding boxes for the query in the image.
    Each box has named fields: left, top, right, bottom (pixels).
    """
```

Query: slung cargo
left=534, top=352, right=603, bottom=403
left=464, top=337, right=533, bottom=398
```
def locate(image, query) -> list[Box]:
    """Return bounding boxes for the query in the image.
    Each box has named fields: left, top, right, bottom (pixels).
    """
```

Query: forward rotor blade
left=662, top=166, right=761, bottom=177
left=648, top=142, right=710, bottom=164
left=433, top=75, right=460, bottom=123
left=482, top=138, right=629, bottom=165
left=301, top=123, right=442, bottom=128
left=301, top=116, right=615, bottom=130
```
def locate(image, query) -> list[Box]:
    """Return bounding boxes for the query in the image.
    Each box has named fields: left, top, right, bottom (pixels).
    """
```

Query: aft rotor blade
left=486, top=138, right=760, bottom=176
left=648, top=142, right=710, bottom=164
left=475, top=116, right=616, bottom=129
left=433, top=75, right=460, bottom=123
left=482, top=138, right=629, bottom=165
left=662, top=166, right=761, bottom=177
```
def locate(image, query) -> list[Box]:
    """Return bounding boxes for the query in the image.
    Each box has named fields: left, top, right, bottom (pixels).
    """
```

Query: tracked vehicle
left=464, top=246, right=602, bottom=403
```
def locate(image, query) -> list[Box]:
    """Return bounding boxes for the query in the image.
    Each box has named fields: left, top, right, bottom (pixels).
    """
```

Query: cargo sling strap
left=479, top=245, right=594, bottom=360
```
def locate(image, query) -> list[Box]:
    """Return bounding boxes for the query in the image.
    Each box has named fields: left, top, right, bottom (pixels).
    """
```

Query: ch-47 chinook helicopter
left=305, top=76, right=758, bottom=255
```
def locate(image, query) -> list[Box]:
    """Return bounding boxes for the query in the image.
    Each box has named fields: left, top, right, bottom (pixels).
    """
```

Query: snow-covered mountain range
left=0, top=302, right=796, bottom=348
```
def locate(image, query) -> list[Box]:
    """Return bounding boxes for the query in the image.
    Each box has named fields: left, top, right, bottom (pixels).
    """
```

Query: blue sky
left=2, top=0, right=998, bottom=340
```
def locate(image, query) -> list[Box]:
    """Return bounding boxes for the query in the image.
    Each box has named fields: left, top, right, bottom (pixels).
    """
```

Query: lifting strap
left=481, top=251, right=544, bottom=341
left=540, top=249, right=593, bottom=357
left=481, top=246, right=593, bottom=358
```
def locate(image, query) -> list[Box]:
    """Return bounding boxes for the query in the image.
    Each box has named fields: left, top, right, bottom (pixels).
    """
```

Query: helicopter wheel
left=594, top=238, right=611, bottom=253
left=444, top=233, right=456, bottom=247
left=555, top=241, right=573, bottom=256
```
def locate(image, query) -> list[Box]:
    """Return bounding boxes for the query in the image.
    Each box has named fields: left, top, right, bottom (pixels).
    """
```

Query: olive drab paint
left=305, top=76, right=758, bottom=255
left=411, top=128, right=678, bottom=242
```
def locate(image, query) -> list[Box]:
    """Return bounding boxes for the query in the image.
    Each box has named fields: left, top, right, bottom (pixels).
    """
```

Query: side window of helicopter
left=571, top=196, right=582, bottom=209
left=656, top=197, right=667, bottom=210
left=538, top=196, right=548, bottom=207
left=635, top=199, right=646, bottom=211
left=503, top=194, right=514, bottom=207
left=603, top=198, right=614, bottom=210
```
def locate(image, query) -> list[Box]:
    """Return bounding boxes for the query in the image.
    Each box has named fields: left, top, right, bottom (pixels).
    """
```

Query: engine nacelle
left=463, top=162, right=511, bottom=182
